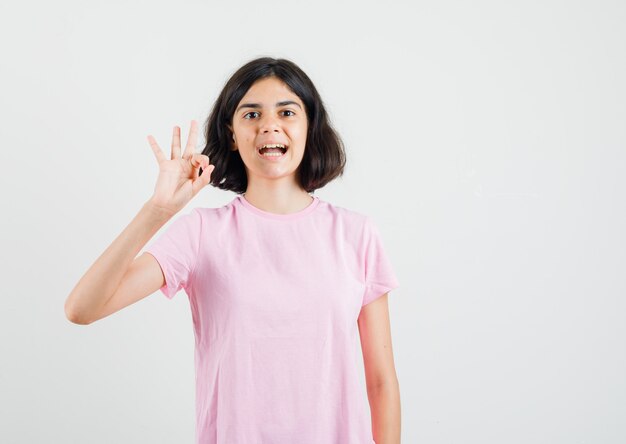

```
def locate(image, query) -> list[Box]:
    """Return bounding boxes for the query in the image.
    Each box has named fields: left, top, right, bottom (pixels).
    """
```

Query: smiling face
left=228, top=76, right=308, bottom=190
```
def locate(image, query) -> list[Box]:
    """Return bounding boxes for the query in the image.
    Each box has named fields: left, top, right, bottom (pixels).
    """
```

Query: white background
left=1, top=0, right=625, bottom=442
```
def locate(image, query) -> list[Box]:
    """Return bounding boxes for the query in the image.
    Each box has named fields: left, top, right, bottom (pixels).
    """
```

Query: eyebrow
left=236, top=100, right=302, bottom=113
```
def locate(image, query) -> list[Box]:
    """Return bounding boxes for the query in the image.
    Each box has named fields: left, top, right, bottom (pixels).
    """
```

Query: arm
left=64, top=120, right=213, bottom=325
left=358, top=293, right=401, bottom=444
left=64, top=201, right=173, bottom=324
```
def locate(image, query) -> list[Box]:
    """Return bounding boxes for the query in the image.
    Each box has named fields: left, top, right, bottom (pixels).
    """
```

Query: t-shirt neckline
left=236, top=194, right=320, bottom=220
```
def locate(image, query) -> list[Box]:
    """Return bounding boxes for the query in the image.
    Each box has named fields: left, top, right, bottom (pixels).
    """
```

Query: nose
left=259, top=114, right=281, bottom=133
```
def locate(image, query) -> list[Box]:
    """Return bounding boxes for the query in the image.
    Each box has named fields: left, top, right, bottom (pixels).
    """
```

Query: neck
left=243, top=181, right=313, bottom=215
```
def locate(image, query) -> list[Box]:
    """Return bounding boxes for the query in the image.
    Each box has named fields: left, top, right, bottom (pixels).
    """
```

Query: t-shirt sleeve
left=360, top=216, right=400, bottom=307
left=143, top=208, right=202, bottom=299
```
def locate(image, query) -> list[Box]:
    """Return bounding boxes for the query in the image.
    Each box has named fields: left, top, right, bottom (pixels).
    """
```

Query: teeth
left=260, top=143, right=285, bottom=149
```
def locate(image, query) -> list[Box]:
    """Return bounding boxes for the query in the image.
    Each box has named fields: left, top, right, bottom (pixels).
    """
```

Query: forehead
left=239, top=77, right=302, bottom=105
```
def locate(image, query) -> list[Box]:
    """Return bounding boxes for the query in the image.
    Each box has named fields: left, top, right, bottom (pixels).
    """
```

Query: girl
left=65, top=57, right=401, bottom=444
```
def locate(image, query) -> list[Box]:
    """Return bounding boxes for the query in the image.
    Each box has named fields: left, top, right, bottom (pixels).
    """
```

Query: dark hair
left=200, top=57, right=346, bottom=194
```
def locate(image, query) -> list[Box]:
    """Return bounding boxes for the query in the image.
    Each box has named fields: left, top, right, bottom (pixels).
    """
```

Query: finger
left=171, top=125, right=181, bottom=160
left=192, top=165, right=214, bottom=196
left=190, top=153, right=210, bottom=171
left=191, top=155, right=201, bottom=179
left=189, top=154, right=201, bottom=181
left=183, top=120, right=199, bottom=159
left=147, top=135, right=167, bottom=163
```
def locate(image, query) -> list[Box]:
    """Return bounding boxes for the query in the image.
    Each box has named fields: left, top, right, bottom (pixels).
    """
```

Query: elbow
left=366, top=375, right=399, bottom=394
left=64, top=298, right=92, bottom=325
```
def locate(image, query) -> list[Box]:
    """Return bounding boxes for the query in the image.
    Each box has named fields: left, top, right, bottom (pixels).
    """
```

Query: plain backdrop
left=1, top=0, right=625, bottom=442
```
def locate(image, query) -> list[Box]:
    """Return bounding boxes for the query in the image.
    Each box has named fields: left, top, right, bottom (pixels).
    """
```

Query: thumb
left=190, top=153, right=208, bottom=168
left=189, top=154, right=209, bottom=180
left=192, top=164, right=214, bottom=195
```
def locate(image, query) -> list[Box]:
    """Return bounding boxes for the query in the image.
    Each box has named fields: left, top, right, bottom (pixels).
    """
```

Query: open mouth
left=258, top=144, right=288, bottom=158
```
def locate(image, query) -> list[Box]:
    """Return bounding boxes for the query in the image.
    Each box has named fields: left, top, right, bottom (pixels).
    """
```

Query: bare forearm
left=368, top=379, right=401, bottom=444
left=65, top=200, right=173, bottom=323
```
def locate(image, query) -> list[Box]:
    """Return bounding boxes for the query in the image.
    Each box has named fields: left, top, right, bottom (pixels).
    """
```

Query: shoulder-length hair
left=201, top=57, right=346, bottom=194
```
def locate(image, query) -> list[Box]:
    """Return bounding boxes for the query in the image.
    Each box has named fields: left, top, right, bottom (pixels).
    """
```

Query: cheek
left=294, top=123, right=308, bottom=142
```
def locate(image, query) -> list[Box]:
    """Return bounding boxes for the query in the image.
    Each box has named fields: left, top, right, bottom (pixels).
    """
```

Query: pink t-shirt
left=144, top=194, right=400, bottom=444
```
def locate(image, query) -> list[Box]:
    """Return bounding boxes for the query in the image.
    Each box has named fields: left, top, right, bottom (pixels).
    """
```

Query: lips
left=256, top=142, right=288, bottom=151
left=256, top=146, right=288, bottom=160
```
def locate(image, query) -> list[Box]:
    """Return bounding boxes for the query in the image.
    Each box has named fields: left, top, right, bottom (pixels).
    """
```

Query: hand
left=146, top=120, right=214, bottom=216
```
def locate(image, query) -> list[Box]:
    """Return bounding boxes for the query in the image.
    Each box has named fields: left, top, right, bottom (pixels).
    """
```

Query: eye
left=282, top=110, right=295, bottom=116
left=243, top=111, right=260, bottom=119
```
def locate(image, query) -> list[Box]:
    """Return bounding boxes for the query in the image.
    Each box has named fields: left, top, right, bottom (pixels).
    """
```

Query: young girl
left=65, top=57, right=401, bottom=444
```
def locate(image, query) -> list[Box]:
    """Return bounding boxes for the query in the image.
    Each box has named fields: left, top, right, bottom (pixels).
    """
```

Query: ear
left=227, top=124, right=237, bottom=150
left=227, top=124, right=235, bottom=140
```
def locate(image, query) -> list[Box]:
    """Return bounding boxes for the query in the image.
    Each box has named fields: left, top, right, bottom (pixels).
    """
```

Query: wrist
left=142, top=199, right=176, bottom=222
